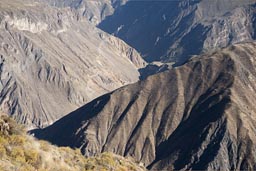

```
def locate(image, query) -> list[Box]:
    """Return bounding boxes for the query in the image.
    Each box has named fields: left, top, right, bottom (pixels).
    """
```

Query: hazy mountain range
left=99, top=0, right=256, bottom=63
left=2, top=0, right=256, bottom=170
left=43, top=0, right=256, bottom=63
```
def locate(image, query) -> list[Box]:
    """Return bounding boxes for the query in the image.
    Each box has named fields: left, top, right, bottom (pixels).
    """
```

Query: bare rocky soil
left=34, top=42, right=256, bottom=170
left=0, top=0, right=145, bottom=128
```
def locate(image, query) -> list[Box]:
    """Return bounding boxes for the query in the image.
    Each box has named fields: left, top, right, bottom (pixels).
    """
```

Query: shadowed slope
left=34, top=42, right=256, bottom=170
left=99, top=0, right=256, bottom=63
left=0, top=0, right=145, bottom=128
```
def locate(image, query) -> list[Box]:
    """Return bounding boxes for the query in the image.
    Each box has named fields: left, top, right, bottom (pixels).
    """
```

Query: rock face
left=34, top=42, right=256, bottom=170
left=98, top=0, right=256, bottom=63
left=0, top=0, right=145, bottom=128
left=37, top=0, right=128, bottom=25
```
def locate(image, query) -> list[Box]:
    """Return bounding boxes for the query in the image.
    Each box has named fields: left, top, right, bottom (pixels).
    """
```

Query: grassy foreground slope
left=0, top=114, right=145, bottom=171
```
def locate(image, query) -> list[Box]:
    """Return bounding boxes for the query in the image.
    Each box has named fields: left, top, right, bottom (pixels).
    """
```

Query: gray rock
left=98, top=0, right=256, bottom=64
left=41, top=0, right=256, bottom=70
left=36, top=0, right=129, bottom=25
left=0, top=0, right=146, bottom=128
left=34, top=42, right=256, bottom=170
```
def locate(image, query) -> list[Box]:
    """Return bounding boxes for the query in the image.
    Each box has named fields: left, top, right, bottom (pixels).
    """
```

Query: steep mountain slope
left=34, top=42, right=256, bottom=170
left=98, top=0, right=256, bottom=63
left=37, top=0, right=128, bottom=25
left=0, top=114, right=146, bottom=171
left=0, top=0, right=145, bottom=128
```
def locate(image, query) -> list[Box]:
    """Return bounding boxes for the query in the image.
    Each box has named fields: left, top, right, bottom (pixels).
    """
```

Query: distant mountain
left=98, top=0, right=256, bottom=64
left=37, top=0, right=128, bottom=25
left=39, top=0, right=256, bottom=64
left=34, top=42, right=256, bottom=170
left=0, top=0, right=145, bottom=128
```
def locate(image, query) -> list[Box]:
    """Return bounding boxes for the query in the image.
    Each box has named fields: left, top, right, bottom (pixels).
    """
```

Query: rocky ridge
left=34, top=42, right=256, bottom=170
left=0, top=0, right=145, bottom=128
left=37, top=0, right=128, bottom=25
left=98, top=0, right=256, bottom=64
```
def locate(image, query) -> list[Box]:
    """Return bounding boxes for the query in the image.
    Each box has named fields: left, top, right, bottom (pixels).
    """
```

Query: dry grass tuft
left=0, top=114, right=146, bottom=171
